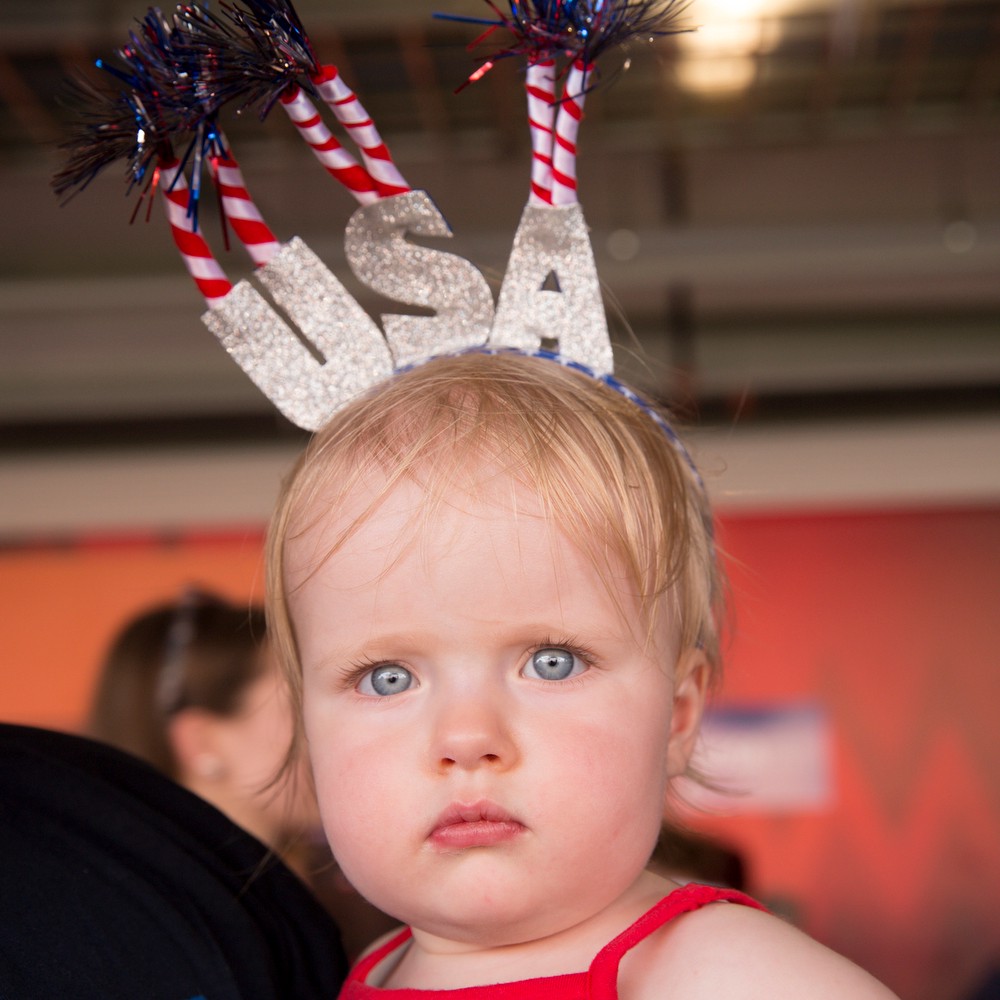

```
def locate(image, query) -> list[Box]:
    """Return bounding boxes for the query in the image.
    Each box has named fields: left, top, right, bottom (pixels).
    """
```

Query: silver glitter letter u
left=202, top=238, right=392, bottom=432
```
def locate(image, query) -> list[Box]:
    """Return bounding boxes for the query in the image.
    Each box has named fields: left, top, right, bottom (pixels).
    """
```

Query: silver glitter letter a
left=490, top=204, right=612, bottom=375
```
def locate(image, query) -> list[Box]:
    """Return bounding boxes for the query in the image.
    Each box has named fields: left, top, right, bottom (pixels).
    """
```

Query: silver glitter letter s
left=345, top=191, right=494, bottom=368
left=490, top=204, right=613, bottom=375
left=202, top=238, right=392, bottom=431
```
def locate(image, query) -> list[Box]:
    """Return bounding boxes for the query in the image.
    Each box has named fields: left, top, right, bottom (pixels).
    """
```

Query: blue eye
left=525, top=647, right=585, bottom=682
left=359, top=664, right=414, bottom=697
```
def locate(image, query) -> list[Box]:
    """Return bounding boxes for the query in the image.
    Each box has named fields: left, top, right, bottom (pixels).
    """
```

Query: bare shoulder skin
left=620, top=896, right=900, bottom=1000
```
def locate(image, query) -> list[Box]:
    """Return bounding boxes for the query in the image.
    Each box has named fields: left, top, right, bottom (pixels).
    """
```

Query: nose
left=431, top=685, right=519, bottom=773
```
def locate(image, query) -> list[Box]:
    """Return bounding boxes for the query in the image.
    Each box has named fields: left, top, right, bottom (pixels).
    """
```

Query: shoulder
left=623, top=895, right=900, bottom=1000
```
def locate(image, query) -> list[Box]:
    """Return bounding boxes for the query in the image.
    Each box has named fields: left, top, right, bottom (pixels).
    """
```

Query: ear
left=168, top=708, right=227, bottom=784
left=666, top=648, right=710, bottom=778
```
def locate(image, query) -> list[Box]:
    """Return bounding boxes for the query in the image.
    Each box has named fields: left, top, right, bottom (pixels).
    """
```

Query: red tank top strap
left=586, top=884, right=766, bottom=999
left=347, top=926, right=413, bottom=985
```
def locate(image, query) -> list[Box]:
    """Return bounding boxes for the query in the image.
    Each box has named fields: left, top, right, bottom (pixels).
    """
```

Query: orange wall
left=691, top=506, right=1000, bottom=1000
left=0, top=528, right=267, bottom=731
left=1, top=507, right=998, bottom=999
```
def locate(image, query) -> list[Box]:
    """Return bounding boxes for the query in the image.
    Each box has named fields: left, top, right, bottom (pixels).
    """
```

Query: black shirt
left=0, top=722, right=348, bottom=1000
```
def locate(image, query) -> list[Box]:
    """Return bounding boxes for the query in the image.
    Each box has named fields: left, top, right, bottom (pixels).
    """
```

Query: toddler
left=265, top=350, right=899, bottom=998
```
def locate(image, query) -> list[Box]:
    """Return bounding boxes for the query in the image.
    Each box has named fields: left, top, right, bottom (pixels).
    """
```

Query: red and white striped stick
left=526, top=59, right=556, bottom=206
left=550, top=60, right=591, bottom=207
left=158, top=160, right=232, bottom=307
left=312, top=65, right=410, bottom=200
left=210, top=153, right=281, bottom=267
left=280, top=84, right=381, bottom=205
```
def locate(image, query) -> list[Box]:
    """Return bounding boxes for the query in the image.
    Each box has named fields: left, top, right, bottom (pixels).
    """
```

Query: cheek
left=309, top=746, right=416, bottom=912
left=576, top=726, right=670, bottom=810
left=526, top=713, right=669, bottom=900
left=304, top=711, right=402, bottom=859
left=557, top=697, right=674, bottom=823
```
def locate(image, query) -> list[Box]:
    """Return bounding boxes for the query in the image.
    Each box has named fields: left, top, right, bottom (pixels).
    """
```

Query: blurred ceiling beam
left=886, top=0, right=941, bottom=124
left=0, top=51, right=59, bottom=145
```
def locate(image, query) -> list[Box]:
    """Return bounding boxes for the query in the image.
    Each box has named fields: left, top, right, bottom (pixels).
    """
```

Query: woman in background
left=87, top=588, right=397, bottom=958
left=88, top=589, right=311, bottom=852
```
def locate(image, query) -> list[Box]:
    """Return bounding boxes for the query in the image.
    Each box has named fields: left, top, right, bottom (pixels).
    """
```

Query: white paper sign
left=678, top=703, right=834, bottom=814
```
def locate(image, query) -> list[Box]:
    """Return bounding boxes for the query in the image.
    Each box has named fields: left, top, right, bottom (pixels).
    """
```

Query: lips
left=428, top=800, right=525, bottom=849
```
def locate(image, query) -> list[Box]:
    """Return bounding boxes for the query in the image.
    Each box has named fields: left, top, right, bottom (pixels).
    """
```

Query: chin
left=392, top=884, right=541, bottom=945
left=420, top=910, right=545, bottom=948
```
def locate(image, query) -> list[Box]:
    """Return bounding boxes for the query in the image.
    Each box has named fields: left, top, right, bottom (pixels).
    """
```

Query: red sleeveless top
left=340, top=883, right=765, bottom=999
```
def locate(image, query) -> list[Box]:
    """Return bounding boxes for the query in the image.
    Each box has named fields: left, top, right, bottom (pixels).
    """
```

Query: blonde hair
left=266, top=352, right=720, bottom=746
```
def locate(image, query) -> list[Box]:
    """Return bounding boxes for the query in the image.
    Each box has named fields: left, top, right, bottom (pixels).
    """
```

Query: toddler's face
left=286, top=465, right=704, bottom=948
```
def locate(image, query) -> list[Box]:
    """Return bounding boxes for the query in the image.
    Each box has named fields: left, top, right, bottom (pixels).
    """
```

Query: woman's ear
left=666, top=648, right=710, bottom=778
left=168, top=708, right=227, bottom=785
